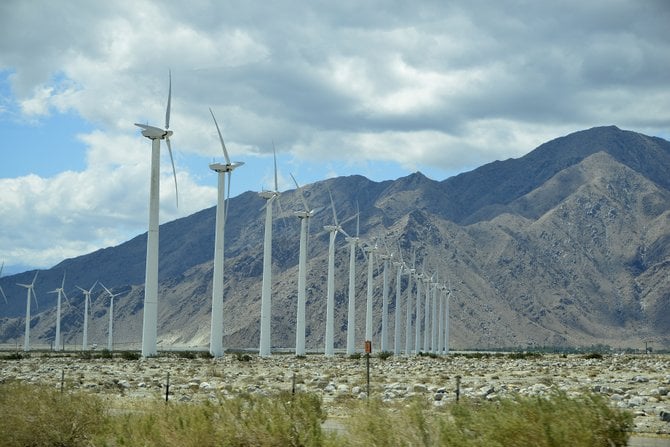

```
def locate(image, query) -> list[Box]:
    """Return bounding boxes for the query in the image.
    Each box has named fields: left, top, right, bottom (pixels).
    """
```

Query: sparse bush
left=348, top=352, right=362, bottom=360
left=120, top=350, right=141, bottom=361
left=342, top=391, right=632, bottom=447
left=176, top=350, right=197, bottom=359
left=107, top=391, right=328, bottom=446
left=0, top=381, right=107, bottom=447
left=198, top=351, right=214, bottom=359
left=0, top=352, right=24, bottom=360
left=79, top=350, right=93, bottom=360
left=100, top=348, right=113, bottom=359
left=583, top=352, right=604, bottom=360
left=235, top=352, right=252, bottom=362
left=377, top=351, right=393, bottom=360
left=508, top=351, right=543, bottom=360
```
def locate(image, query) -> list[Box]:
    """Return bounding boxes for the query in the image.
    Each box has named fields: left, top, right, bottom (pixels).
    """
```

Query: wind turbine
left=414, top=266, right=423, bottom=355
left=208, top=108, right=244, bottom=358
left=431, top=273, right=438, bottom=354
left=323, top=189, right=353, bottom=356
left=76, top=282, right=97, bottom=351
left=364, top=239, right=378, bottom=346
left=291, top=174, right=319, bottom=356
left=392, top=243, right=404, bottom=356
left=17, top=271, right=39, bottom=352
left=0, top=262, right=7, bottom=304
left=344, top=205, right=363, bottom=355
left=134, top=71, right=178, bottom=357
left=379, top=243, right=392, bottom=353
left=444, top=281, right=452, bottom=355
left=437, top=275, right=444, bottom=354
left=405, top=250, right=415, bottom=356
left=100, top=283, right=123, bottom=352
left=258, top=146, right=280, bottom=357
left=47, top=271, right=69, bottom=351
left=422, top=269, right=431, bottom=353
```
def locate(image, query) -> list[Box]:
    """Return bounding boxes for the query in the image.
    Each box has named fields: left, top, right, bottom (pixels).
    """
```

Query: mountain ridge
left=1, top=126, right=669, bottom=351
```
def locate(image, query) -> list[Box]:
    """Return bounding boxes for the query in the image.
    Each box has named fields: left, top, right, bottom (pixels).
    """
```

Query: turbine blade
left=62, top=289, right=71, bottom=307
left=0, top=286, right=7, bottom=304
left=338, top=228, right=351, bottom=238
left=0, top=261, right=3, bottom=277
left=31, top=271, right=39, bottom=287
left=90, top=280, right=98, bottom=293
left=100, top=282, right=112, bottom=296
left=356, top=201, right=360, bottom=237
left=290, top=173, right=310, bottom=212
left=166, top=137, right=179, bottom=208
left=165, top=69, right=172, bottom=129
left=209, top=108, right=231, bottom=165
left=61, top=270, right=66, bottom=289
left=31, top=288, right=38, bottom=310
left=272, top=143, right=278, bottom=192
left=224, top=171, right=232, bottom=226
left=328, top=187, right=338, bottom=226
left=76, top=285, right=86, bottom=293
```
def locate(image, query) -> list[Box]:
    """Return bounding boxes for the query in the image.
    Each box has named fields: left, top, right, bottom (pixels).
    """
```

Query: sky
left=1, top=1, right=669, bottom=274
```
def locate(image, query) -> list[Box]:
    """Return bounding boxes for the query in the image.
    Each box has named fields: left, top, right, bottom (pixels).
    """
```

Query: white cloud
left=0, top=0, right=669, bottom=269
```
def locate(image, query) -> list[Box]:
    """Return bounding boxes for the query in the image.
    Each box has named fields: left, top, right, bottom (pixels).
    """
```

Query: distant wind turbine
left=431, top=274, right=438, bottom=354
left=344, top=205, right=363, bottom=355
left=423, top=270, right=431, bottom=353
left=134, top=71, right=178, bottom=357
left=47, top=271, right=69, bottom=351
left=379, top=247, right=391, bottom=353
left=258, top=146, right=280, bottom=357
left=414, top=267, right=423, bottom=355
left=437, top=276, right=444, bottom=354
left=17, top=271, right=39, bottom=352
left=100, top=283, right=123, bottom=352
left=364, top=240, right=378, bottom=346
left=0, top=262, right=8, bottom=304
left=290, top=174, right=319, bottom=356
left=323, top=188, right=353, bottom=356
left=208, top=108, right=244, bottom=358
left=76, top=282, right=97, bottom=351
left=444, top=281, right=452, bottom=354
left=405, top=250, right=416, bottom=356
left=392, top=244, right=404, bottom=356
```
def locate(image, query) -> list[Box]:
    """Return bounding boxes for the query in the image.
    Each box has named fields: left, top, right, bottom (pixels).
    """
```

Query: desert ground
left=1, top=351, right=669, bottom=443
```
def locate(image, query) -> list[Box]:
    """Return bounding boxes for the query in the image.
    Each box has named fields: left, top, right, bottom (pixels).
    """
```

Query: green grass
left=0, top=381, right=632, bottom=447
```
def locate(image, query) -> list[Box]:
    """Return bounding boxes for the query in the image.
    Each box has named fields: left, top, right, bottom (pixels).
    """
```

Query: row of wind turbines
left=134, top=72, right=454, bottom=358
left=0, top=260, right=126, bottom=352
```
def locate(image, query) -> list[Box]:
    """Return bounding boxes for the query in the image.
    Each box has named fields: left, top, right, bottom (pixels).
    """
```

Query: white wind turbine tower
left=379, top=243, right=391, bottom=353
left=392, top=244, right=404, bottom=356
left=208, top=108, right=244, bottom=358
left=405, top=250, right=416, bottom=356
left=47, top=271, right=69, bottom=351
left=0, top=262, right=8, bottom=304
left=344, top=206, right=362, bottom=355
left=258, top=147, right=280, bottom=357
left=444, top=280, right=452, bottom=354
left=17, top=271, right=39, bottom=352
left=100, top=283, right=123, bottom=352
left=323, top=189, right=353, bottom=356
left=414, top=267, right=423, bottom=354
left=134, top=71, right=178, bottom=357
left=364, top=240, right=378, bottom=345
left=431, top=273, right=438, bottom=354
left=290, top=174, right=319, bottom=356
left=423, top=270, right=431, bottom=353
left=437, top=275, right=444, bottom=354
left=76, top=282, right=97, bottom=351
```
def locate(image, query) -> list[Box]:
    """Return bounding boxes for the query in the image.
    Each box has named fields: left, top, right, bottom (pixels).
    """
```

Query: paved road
left=629, top=436, right=670, bottom=447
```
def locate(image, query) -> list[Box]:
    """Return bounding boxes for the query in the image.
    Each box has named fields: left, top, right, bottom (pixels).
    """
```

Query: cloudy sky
left=1, top=1, right=669, bottom=274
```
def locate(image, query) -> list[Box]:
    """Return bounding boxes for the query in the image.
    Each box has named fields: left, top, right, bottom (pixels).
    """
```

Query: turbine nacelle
left=209, top=162, right=245, bottom=173
left=134, top=123, right=173, bottom=140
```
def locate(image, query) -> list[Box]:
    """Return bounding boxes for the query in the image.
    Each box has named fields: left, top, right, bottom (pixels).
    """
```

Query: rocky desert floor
left=1, top=351, right=669, bottom=444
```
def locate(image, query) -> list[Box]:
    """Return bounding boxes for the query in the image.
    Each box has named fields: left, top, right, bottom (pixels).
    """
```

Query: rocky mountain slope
left=1, top=126, right=669, bottom=351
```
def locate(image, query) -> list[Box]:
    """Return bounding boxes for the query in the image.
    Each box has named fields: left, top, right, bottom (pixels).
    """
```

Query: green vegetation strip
left=0, top=381, right=632, bottom=446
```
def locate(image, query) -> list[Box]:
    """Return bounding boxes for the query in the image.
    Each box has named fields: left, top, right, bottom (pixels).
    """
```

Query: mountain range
left=1, top=125, right=669, bottom=352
